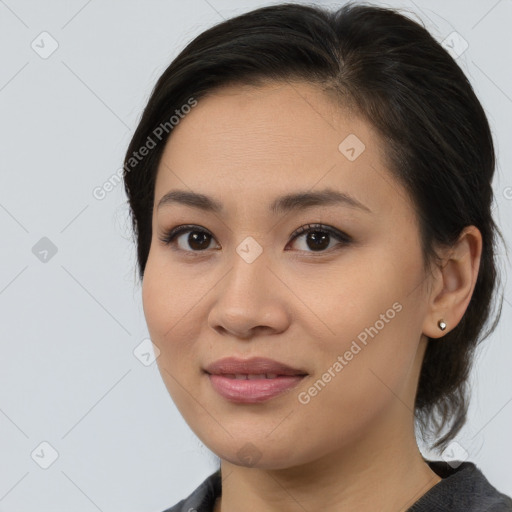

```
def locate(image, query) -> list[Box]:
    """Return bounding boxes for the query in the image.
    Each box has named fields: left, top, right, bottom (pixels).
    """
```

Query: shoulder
left=408, top=460, right=512, bottom=512
left=160, top=469, right=222, bottom=512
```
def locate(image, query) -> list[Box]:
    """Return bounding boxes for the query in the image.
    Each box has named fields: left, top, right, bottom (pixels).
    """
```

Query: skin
left=142, top=80, right=482, bottom=512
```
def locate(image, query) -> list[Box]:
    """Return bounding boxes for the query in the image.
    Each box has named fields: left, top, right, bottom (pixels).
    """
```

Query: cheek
left=291, top=308, right=418, bottom=453
left=143, top=249, right=196, bottom=331
left=142, top=255, right=196, bottom=361
left=295, top=253, right=423, bottom=397
left=142, top=259, right=205, bottom=414
left=142, top=265, right=170, bottom=341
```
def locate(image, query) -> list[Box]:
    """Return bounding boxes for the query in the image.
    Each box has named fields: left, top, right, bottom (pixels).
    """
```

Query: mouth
left=204, top=357, right=308, bottom=403
left=214, top=373, right=302, bottom=379
left=204, top=356, right=308, bottom=377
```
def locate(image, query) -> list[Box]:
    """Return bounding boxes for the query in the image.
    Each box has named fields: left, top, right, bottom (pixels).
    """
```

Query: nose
left=207, top=243, right=291, bottom=339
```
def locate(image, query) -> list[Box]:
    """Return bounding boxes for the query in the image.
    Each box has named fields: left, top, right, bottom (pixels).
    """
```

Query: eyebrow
left=157, top=188, right=372, bottom=215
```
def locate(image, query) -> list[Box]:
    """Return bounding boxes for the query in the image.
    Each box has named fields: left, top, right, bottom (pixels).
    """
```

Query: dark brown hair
left=122, top=2, right=505, bottom=452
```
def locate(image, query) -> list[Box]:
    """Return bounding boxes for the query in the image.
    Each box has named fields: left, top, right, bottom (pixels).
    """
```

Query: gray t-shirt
left=162, top=460, right=512, bottom=511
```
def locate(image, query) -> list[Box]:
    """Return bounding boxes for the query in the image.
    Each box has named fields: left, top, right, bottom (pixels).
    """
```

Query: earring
left=438, top=319, right=447, bottom=331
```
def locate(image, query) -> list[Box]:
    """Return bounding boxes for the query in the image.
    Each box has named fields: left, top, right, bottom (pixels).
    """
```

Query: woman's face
left=142, top=81, right=433, bottom=469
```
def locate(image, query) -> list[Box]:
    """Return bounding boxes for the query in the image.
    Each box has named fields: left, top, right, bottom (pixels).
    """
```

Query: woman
left=123, top=2, right=512, bottom=511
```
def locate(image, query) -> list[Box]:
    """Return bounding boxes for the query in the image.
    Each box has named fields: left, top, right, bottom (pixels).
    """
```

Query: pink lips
left=204, top=356, right=308, bottom=403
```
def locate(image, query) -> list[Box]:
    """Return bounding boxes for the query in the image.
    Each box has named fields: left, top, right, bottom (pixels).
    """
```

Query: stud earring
left=438, top=319, right=447, bottom=331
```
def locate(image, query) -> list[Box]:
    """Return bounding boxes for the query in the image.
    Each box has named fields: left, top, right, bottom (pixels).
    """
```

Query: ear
left=422, top=226, right=483, bottom=339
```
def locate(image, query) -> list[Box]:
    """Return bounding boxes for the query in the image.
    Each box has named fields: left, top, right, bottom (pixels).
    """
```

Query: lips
left=204, top=356, right=308, bottom=377
left=223, top=373, right=281, bottom=379
left=204, top=357, right=308, bottom=403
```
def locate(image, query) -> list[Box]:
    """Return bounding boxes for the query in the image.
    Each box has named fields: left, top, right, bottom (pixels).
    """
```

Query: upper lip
left=204, top=357, right=308, bottom=376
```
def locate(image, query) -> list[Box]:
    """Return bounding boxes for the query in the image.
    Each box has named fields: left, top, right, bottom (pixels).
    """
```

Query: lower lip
left=207, top=374, right=306, bottom=403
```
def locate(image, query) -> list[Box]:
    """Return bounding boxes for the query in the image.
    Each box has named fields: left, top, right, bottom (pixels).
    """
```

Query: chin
left=199, top=434, right=311, bottom=471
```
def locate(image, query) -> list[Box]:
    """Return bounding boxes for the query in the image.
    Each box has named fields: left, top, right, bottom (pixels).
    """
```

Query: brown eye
left=185, top=231, right=213, bottom=251
left=159, top=225, right=219, bottom=252
left=287, top=224, right=351, bottom=253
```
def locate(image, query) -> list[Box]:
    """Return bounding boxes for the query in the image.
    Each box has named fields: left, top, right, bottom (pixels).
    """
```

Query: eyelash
left=158, top=223, right=352, bottom=256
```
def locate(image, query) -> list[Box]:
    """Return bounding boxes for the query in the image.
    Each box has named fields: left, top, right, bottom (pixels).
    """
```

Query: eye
left=158, top=225, right=219, bottom=253
left=158, top=223, right=352, bottom=254
left=286, top=223, right=351, bottom=253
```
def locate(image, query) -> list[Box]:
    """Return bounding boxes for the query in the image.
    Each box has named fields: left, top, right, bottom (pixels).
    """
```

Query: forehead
left=163, top=80, right=371, bottom=160
left=154, top=81, right=405, bottom=218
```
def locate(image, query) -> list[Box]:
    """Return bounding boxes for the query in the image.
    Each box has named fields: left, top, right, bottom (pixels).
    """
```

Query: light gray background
left=0, top=0, right=511, bottom=510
